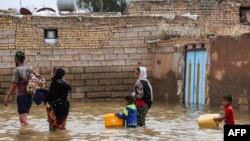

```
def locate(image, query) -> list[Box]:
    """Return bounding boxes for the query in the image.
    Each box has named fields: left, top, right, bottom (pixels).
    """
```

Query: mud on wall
left=151, top=46, right=184, bottom=103
left=209, top=34, right=250, bottom=111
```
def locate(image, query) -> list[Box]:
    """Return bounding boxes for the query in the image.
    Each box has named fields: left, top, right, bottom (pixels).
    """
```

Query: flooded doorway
left=185, top=50, right=207, bottom=105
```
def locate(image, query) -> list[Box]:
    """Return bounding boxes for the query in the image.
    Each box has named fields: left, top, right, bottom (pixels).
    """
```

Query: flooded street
left=0, top=101, right=250, bottom=141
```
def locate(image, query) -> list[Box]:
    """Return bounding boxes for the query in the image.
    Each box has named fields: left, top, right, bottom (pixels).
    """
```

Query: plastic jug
left=197, top=114, right=220, bottom=129
left=104, top=113, right=124, bottom=127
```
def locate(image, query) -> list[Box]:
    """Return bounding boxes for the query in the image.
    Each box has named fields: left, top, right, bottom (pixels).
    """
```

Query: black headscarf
left=52, top=68, right=65, bottom=81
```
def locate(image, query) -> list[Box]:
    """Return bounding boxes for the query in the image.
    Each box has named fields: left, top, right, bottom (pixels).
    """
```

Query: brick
left=120, top=41, right=131, bottom=46
left=52, top=61, right=64, bottom=67
left=0, top=62, right=13, bottom=68
left=105, top=54, right=117, bottom=60
left=128, top=54, right=141, bottom=59
left=141, top=54, right=152, bottom=59
left=81, top=74, right=93, bottom=79
left=123, top=79, right=135, bottom=84
left=122, top=66, right=137, bottom=72
left=39, top=61, right=52, bottom=67
left=93, top=86, right=105, bottom=92
left=40, top=49, right=52, bottom=55
left=36, top=55, right=48, bottom=61
left=104, top=73, right=118, bottom=79
left=98, top=92, right=111, bottom=98
left=64, top=74, right=75, bottom=80
left=126, top=60, right=138, bottom=65
left=111, top=92, right=124, bottom=98
left=0, top=39, right=9, bottom=43
left=87, top=92, right=99, bottom=98
left=86, top=67, right=98, bottom=73
left=24, top=49, right=37, bottom=55
left=63, top=61, right=76, bottom=67
left=61, top=55, right=73, bottom=61
left=27, top=56, right=35, bottom=62
left=102, top=48, right=114, bottom=54
left=117, top=54, right=129, bottom=59
left=0, top=50, right=11, bottom=56
left=74, top=74, right=82, bottom=80
left=111, top=79, right=123, bottom=85
left=53, top=49, right=65, bottom=55
left=76, top=61, right=89, bottom=67
left=114, top=48, right=124, bottom=54
left=124, top=48, right=137, bottom=53
left=145, top=26, right=158, bottom=31
left=109, top=66, right=122, bottom=72
left=117, top=72, right=129, bottom=78
left=132, top=27, right=145, bottom=32
left=126, top=32, right=138, bottom=37
left=73, top=55, right=80, bottom=61
left=86, top=80, right=98, bottom=85
left=78, top=48, right=91, bottom=54
left=113, top=60, right=125, bottom=66
left=71, top=93, right=85, bottom=99
left=132, top=40, right=144, bottom=45
left=108, top=41, right=120, bottom=46
left=89, top=61, right=101, bottom=66
left=71, top=67, right=83, bottom=73
left=138, top=32, right=150, bottom=36
left=90, top=48, right=102, bottom=55
left=101, top=60, right=113, bottom=66
left=29, top=62, right=39, bottom=68
left=92, top=54, right=104, bottom=60
left=8, top=39, right=15, bottom=43
left=80, top=55, right=92, bottom=60
left=99, top=79, right=111, bottom=85
left=92, top=73, right=105, bottom=79
left=66, top=49, right=78, bottom=54
left=71, top=80, right=84, bottom=86
left=0, top=68, right=12, bottom=75
left=2, top=30, right=15, bottom=35
left=97, top=67, right=109, bottom=72
left=48, top=55, right=60, bottom=61
left=4, top=76, right=12, bottom=81
left=2, top=56, right=13, bottom=62
left=137, top=48, right=148, bottom=53
left=114, top=32, right=126, bottom=37
left=104, top=86, right=111, bottom=91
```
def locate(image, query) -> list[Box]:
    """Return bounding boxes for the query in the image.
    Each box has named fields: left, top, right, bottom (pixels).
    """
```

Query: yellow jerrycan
left=104, top=113, right=124, bottom=127
left=197, top=114, right=220, bottom=129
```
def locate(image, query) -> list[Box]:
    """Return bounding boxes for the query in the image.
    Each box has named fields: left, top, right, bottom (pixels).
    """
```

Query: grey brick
left=90, top=48, right=102, bottom=55
left=76, top=61, right=89, bottom=67
left=113, top=60, right=125, bottom=66
left=80, top=55, right=92, bottom=60
left=114, top=48, right=124, bottom=54
left=81, top=74, right=93, bottom=79
left=137, top=48, right=148, bottom=53
left=78, top=48, right=91, bottom=54
left=101, top=60, right=113, bottom=66
left=93, top=86, right=105, bottom=92
left=86, top=67, right=98, bottom=73
left=53, top=49, right=65, bottom=55
left=99, top=79, right=111, bottom=85
left=102, top=48, right=114, bottom=54
left=124, top=48, right=137, bottom=53
left=86, top=80, right=98, bottom=86
left=2, top=30, right=15, bottom=35
left=109, top=66, right=122, bottom=72
left=8, top=39, right=15, bottom=43
left=126, top=32, right=138, bottom=37
left=36, top=55, right=48, bottom=61
left=92, top=73, right=105, bottom=79
left=63, top=61, right=76, bottom=67
left=111, top=79, right=123, bottom=85
left=66, top=49, right=78, bottom=54
left=105, top=54, right=117, bottom=60
left=0, top=50, right=10, bottom=56
left=114, top=32, right=126, bottom=38
left=97, top=67, right=110, bottom=72
left=89, top=61, right=101, bottom=66
left=25, top=50, right=37, bottom=55
left=40, top=49, right=52, bottom=55
left=48, top=55, right=60, bottom=61
left=117, top=54, right=129, bottom=59
left=87, top=92, right=99, bottom=98
left=0, top=39, right=9, bottom=44
left=71, top=67, right=83, bottom=73
left=92, top=54, right=104, bottom=60
left=126, top=60, right=138, bottom=65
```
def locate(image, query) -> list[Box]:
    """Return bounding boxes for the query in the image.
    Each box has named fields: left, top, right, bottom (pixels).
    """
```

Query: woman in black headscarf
left=45, top=67, right=71, bottom=131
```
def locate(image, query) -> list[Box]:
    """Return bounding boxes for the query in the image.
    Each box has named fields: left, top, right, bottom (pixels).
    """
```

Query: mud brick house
left=0, top=0, right=249, bottom=112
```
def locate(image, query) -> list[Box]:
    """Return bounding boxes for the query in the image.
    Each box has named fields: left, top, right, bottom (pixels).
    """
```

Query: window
left=240, top=7, right=250, bottom=24
left=44, top=29, right=58, bottom=45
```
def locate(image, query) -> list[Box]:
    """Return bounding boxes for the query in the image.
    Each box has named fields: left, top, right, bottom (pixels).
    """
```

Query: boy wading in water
left=115, top=95, right=137, bottom=128
left=213, top=95, right=235, bottom=125
left=4, top=51, right=33, bottom=126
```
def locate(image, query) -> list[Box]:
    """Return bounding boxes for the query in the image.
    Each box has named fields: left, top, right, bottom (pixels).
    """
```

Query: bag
left=26, top=71, right=46, bottom=95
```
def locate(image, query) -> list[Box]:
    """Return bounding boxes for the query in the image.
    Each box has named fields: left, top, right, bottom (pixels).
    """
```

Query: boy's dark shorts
left=17, top=94, right=32, bottom=114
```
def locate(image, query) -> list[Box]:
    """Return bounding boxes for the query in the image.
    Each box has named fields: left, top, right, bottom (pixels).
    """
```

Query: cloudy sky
left=0, top=0, right=58, bottom=11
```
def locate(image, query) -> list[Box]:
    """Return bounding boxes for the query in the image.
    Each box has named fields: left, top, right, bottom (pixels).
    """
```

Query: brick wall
left=0, top=47, right=152, bottom=100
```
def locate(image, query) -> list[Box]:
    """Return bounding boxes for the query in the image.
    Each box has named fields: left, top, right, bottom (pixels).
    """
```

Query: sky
left=0, top=0, right=58, bottom=11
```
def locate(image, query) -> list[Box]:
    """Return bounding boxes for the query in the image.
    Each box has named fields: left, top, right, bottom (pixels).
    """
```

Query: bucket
left=197, top=114, right=221, bottom=129
left=104, top=113, right=124, bottom=127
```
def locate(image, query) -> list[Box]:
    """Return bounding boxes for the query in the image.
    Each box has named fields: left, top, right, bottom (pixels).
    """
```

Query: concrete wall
left=209, top=34, right=250, bottom=111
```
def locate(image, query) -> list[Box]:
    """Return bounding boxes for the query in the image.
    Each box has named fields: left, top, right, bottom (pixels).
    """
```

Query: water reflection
left=0, top=102, right=249, bottom=141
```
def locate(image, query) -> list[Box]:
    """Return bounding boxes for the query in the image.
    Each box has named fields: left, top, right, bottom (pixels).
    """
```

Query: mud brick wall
left=0, top=47, right=152, bottom=100
left=128, top=0, right=250, bottom=24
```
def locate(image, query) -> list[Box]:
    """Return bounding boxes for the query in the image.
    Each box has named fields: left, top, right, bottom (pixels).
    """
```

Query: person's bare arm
left=4, top=83, right=17, bottom=106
